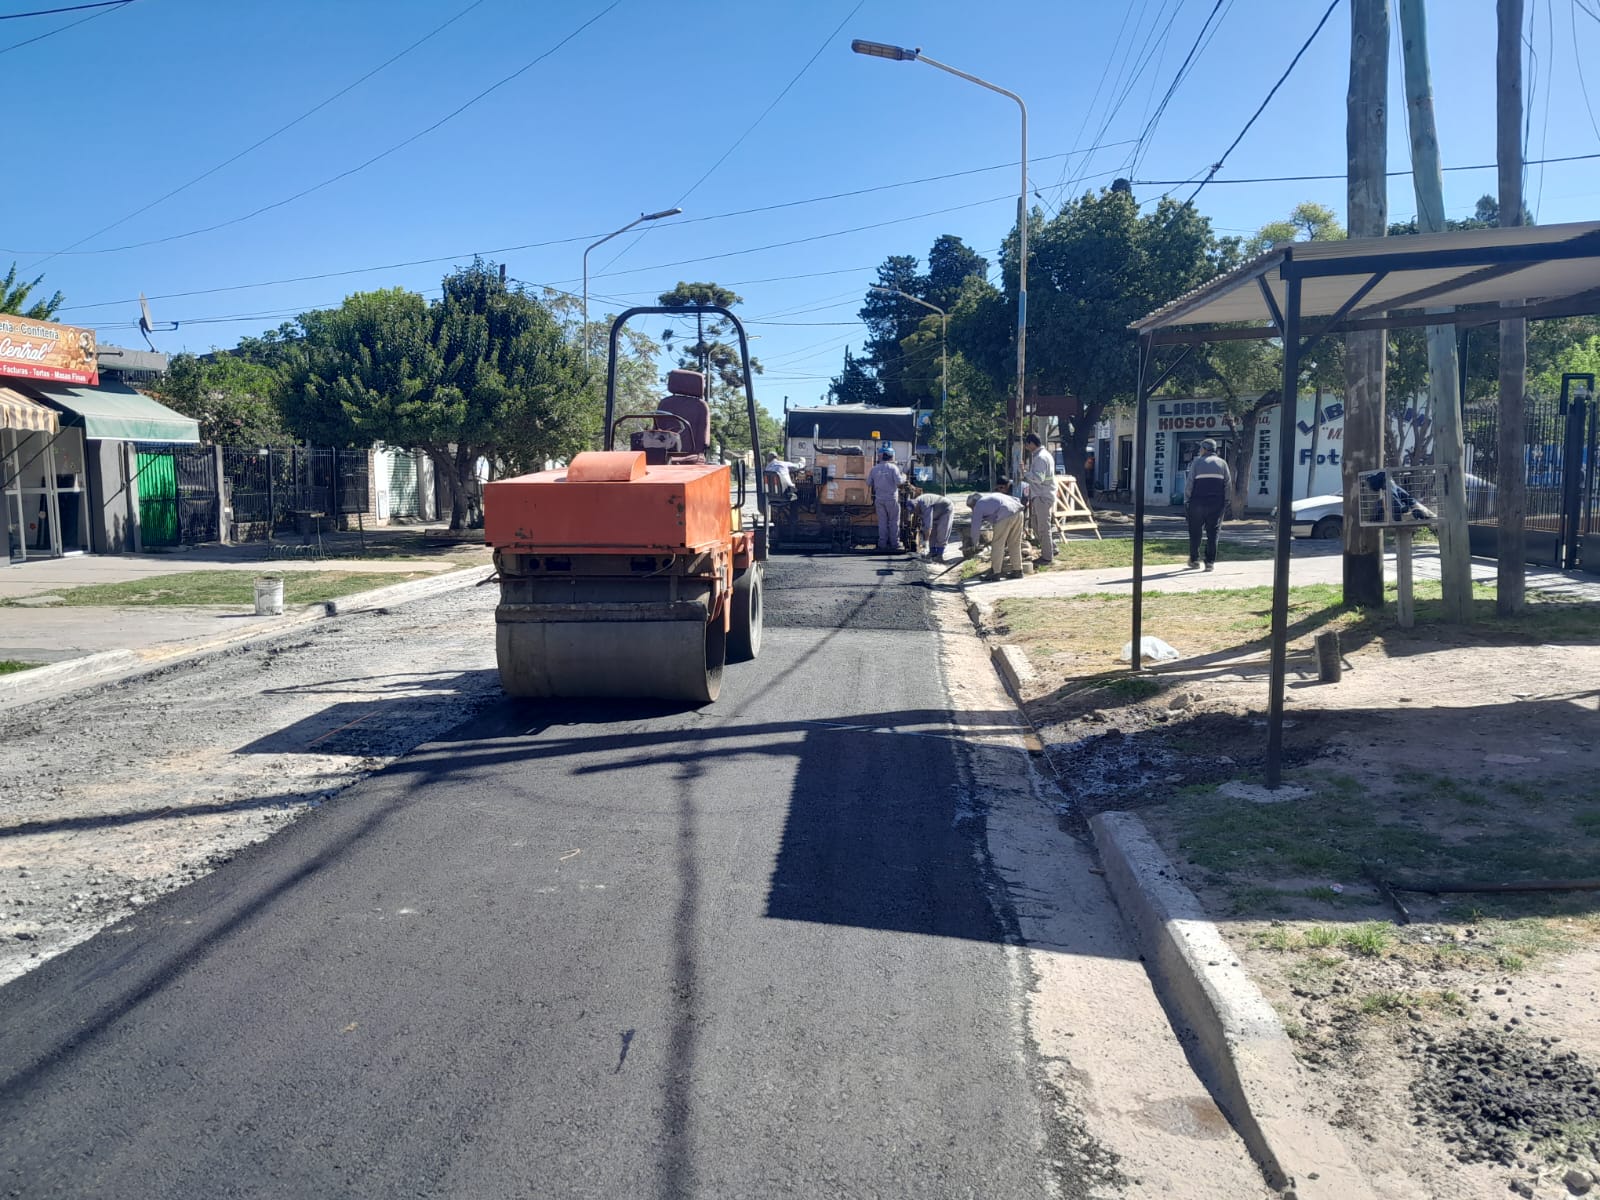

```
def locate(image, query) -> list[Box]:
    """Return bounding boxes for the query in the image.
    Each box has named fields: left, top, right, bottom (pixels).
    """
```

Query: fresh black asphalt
left=0, top=551, right=1055, bottom=1199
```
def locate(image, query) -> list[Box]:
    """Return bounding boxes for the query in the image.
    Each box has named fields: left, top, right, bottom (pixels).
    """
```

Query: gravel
left=1410, top=1026, right=1600, bottom=1169
left=0, top=582, right=501, bottom=986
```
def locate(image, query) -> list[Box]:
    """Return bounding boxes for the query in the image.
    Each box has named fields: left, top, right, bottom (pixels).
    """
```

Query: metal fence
left=222, top=447, right=370, bottom=540
left=1462, top=390, right=1598, bottom=570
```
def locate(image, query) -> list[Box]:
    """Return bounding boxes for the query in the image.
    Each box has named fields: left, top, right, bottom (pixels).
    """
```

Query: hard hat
left=1201, top=438, right=1218, bottom=452
left=966, top=493, right=983, bottom=508
left=765, top=450, right=778, bottom=460
left=881, top=446, right=895, bottom=458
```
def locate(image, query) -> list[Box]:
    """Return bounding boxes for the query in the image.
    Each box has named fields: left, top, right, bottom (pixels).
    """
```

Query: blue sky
left=6, top=0, right=1598, bottom=412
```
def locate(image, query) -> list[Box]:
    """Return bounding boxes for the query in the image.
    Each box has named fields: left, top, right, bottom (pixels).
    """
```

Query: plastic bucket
left=253, top=576, right=284, bottom=616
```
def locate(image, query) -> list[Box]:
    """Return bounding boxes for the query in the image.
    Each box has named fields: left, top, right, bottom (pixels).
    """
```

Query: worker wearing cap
left=867, top=447, right=905, bottom=552
left=964, top=491, right=1024, bottom=579
left=1184, top=438, right=1232, bottom=571
left=1022, top=432, right=1057, bottom=565
left=763, top=449, right=803, bottom=500
left=912, top=490, right=955, bottom=560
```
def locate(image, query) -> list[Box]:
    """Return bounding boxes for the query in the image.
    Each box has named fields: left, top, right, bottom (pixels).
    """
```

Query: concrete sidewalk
left=961, top=540, right=1600, bottom=603
left=0, top=537, right=485, bottom=666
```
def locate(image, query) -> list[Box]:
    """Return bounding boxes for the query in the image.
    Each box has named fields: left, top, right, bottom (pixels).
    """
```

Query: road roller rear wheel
left=729, top=564, right=763, bottom=662
left=496, top=614, right=727, bottom=703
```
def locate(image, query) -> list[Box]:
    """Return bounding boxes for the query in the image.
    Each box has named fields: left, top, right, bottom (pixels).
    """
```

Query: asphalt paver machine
left=483, top=305, right=767, bottom=703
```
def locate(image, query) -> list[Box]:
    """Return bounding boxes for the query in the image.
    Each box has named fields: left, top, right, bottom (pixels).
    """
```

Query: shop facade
left=1, top=318, right=196, bottom=561
left=1122, top=393, right=1346, bottom=511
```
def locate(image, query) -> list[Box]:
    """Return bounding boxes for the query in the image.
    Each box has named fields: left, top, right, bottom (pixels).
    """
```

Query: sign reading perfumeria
left=0, top=316, right=98, bottom=386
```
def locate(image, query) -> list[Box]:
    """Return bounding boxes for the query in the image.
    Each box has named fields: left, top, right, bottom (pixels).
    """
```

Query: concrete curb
left=0, top=564, right=493, bottom=711
left=0, top=649, right=139, bottom=700
left=991, top=643, right=1036, bottom=700
left=320, top=564, right=494, bottom=615
left=1088, top=810, right=1376, bottom=1200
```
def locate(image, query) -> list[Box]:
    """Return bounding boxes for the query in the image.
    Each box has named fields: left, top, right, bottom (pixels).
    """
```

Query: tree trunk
left=1397, top=0, right=1474, bottom=623
left=1343, top=0, right=1388, bottom=607
left=452, top=445, right=477, bottom=531
left=428, top=448, right=469, bottom=531
left=1496, top=0, right=1527, bottom=614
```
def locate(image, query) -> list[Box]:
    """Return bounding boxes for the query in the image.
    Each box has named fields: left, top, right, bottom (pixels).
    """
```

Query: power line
left=0, top=0, right=127, bottom=17
left=575, top=195, right=1018, bottom=285
left=595, top=0, right=866, bottom=276
left=0, top=0, right=125, bottom=55
left=19, top=1, right=621, bottom=256
left=1130, top=149, right=1600, bottom=186
left=1186, top=0, right=1341, bottom=203
left=1576, top=0, right=1600, bottom=144
left=1130, top=0, right=1229, bottom=176
left=24, top=0, right=489, bottom=271
left=28, top=138, right=1132, bottom=267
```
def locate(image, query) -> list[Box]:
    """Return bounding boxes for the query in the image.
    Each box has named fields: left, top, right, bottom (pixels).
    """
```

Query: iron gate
left=135, top=444, right=218, bottom=546
left=1463, top=380, right=1598, bottom=573
left=222, top=447, right=371, bottom=540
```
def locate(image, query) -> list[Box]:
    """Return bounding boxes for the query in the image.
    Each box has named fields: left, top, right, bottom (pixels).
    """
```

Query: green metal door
left=137, top=449, right=179, bottom=546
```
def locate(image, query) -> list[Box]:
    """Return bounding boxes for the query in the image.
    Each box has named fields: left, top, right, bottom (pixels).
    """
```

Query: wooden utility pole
left=1496, top=0, right=1528, bottom=614
left=1342, top=0, right=1389, bottom=608
left=1397, top=0, right=1474, bottom=623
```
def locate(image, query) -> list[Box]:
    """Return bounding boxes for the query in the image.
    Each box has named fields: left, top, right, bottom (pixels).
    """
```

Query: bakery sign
left=0, top=316, right=98, bottom=386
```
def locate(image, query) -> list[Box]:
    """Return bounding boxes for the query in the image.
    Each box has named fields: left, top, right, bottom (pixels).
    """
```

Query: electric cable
left=1186, top=0, right=1341, bottom=203
left=23, top=0, right=489, bottom=272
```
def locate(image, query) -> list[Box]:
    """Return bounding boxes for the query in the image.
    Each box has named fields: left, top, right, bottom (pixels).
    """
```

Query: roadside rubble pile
left=1410, top=1026, right=1600, bottom=1174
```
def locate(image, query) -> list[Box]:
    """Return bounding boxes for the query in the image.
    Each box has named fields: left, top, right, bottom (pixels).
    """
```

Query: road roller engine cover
left=483, top=304, right=767, bottom=704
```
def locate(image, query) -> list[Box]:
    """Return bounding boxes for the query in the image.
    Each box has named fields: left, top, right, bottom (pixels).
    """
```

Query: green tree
left=858, top=254, right=924, bottom=405
left=1244, top=201, right=1345, bottom=255
left=151, top=352, right=287, bottom=445
left=923, top=234, right=989, bottom=312
left=0, top=264, right=63, bottom=319
left=827, top=347, right=881, bottom=405
left=276, top=263, right=589, bottom=529
left=953, top=189, right=1232, bottom=466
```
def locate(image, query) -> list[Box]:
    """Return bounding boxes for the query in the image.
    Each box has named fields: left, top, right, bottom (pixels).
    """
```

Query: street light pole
left=851, top=39, right=1027, bottom=490
left=582, top=207, right=682, bottom=370
left=870, top=284, right=946, bottom=483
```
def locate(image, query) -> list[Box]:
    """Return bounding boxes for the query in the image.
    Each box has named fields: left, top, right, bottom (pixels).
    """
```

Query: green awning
left=36, top=381, right=200, bottom=443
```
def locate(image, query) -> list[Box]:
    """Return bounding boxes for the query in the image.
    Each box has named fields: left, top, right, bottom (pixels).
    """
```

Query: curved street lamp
left=851, top=39, right=1028, bottom=488
left=582, top=207, right=683, bottom=370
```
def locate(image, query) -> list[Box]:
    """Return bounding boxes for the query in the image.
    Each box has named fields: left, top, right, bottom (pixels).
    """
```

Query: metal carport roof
left=1131, top=220, right=1600, bottom=342
left=1125, top=220, right=1600, bottom=787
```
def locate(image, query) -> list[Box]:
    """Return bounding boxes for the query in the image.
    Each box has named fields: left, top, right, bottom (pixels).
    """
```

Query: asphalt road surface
left=0, top=551, right=1076, bottom=1199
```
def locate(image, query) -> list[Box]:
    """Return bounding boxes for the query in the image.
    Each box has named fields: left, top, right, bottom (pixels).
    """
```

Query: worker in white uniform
left=867, top=447, right=906, bottom=552
left=763, top=450, right=803, bottom=499
left=964, top=491, right=1025, bottom=579
left=912, top=491, right=955, bottom=559
left=1021, top=432, right=1057, bottom=565
left=1184, top=437, right=1233, bottom=570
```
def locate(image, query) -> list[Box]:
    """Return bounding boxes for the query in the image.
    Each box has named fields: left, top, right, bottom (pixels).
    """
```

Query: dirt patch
left=978, top=574, right=1600, bottom=1198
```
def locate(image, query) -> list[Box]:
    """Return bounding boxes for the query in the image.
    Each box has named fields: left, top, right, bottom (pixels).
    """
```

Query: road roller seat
left=658, top=369, right=710, bottom=463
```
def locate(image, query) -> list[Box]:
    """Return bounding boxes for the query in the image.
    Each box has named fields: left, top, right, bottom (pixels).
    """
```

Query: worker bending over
left=867, top=447, right=906, bottom=552
left=1184, top=437, right=1232, bottom=571
left=912, top=490, right=954, bottom=560
left=965, top=491, right=1025, bottom=580
left=1021, top=433, right=1057, bottom=565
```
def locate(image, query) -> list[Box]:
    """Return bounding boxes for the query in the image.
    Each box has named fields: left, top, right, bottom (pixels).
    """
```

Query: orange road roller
left=483, top=305, right=768, bottom=702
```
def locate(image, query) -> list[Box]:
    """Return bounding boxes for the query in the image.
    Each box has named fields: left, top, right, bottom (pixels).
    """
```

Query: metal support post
left=1266, top=275, right=1304, bottom=788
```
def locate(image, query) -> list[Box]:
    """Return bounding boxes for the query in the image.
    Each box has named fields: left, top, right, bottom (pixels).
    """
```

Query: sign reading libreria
left=0, top=317, right=98, bottom=386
